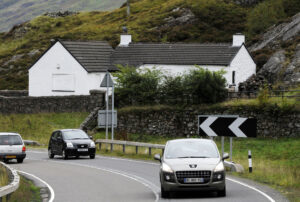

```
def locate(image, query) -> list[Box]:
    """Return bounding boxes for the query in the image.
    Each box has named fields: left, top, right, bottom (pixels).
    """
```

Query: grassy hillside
left=0, top=0, right=299, bottom=90
left=0, top=0, right=126, bottom=32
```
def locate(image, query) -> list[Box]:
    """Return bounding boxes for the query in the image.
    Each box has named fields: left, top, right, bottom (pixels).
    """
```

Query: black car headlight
left=163, top=172, right=176, bottom=183
left=213, top=171, right=224, bottom=182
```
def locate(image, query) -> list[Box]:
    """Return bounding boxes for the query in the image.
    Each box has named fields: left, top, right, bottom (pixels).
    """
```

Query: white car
left=0, top=133, right=26, bottom=163
left=154, top=139, right=228, bottom=198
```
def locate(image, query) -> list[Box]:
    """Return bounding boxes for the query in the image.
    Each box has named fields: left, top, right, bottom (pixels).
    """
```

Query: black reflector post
left=248, top=150, right=252, bottom=173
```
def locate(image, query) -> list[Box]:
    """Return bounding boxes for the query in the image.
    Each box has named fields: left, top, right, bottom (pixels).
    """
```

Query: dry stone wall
left=117, top=107, right=300, bottom=138
left=0, top=90, right=104, bottom=114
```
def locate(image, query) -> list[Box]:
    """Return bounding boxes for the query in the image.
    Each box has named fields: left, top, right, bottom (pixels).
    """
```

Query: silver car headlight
left=90, top=141, right=95, bottom=148
left=214, top=161, right=225, bottom=172
left=162, top=163, right=173, bottom=173
left=66, top=142, right=74, bottom=148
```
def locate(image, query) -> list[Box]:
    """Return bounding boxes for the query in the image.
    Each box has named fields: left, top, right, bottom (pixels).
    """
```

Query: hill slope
left=0, top=0, right=126, bottom=32
left=0, top=0, right=299, bottom=90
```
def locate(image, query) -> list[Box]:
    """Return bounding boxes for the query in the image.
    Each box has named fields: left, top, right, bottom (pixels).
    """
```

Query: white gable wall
left=29, top=42, right=105, bottom=96
left=229, top=45, right=256, bottom=90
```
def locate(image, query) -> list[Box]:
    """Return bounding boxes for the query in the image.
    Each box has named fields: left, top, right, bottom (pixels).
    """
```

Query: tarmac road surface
left=9, top=150, right=286, bottom=202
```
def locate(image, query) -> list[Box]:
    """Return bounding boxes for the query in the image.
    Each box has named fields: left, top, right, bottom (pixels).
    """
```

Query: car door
left=56, top=132, right=64, bottom=155
left=50, top=132, right=58, bottom=154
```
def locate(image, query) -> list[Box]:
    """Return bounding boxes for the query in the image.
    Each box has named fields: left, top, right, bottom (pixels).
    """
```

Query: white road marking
left=27, top=157, right=160, bottom=202
left=227, top=177, right=275, bottom=202
left=18, top=170, right=55, bottom=202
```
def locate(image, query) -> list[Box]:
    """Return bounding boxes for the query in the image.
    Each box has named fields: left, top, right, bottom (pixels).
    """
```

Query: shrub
left=113, top=65, right=162, bottom=106
left=114, top=65, right=227, bottom=106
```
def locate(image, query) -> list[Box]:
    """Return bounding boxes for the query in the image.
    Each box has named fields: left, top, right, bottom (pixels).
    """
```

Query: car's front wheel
left=62, top=150, right=68, bottom=160
left=17, top=158, right=24, bottom=163
left=48, top=148, right=54, bottom=159
left=217, top=186, right=226, bottom=197
left=161, top=186, right=170, bottom=198
left=90, top=154, right=95, bottom=159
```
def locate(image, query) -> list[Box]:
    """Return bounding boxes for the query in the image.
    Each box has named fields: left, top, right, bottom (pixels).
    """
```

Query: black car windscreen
left=0, top=135, right=23, bottom=145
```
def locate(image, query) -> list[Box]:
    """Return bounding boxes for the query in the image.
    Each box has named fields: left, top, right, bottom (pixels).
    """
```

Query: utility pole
left=127, top=0, right=130, bottom=16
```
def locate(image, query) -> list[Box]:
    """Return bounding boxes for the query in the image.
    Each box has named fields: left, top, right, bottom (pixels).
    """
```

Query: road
left=8, top=150, right=284, bottom=202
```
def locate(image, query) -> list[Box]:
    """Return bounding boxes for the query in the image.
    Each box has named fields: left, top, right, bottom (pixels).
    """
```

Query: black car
left=48, top=129, right=96, bottom=159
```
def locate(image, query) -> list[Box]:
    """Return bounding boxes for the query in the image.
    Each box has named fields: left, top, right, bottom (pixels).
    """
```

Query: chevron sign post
left=198, top=116, right=257, bottom=138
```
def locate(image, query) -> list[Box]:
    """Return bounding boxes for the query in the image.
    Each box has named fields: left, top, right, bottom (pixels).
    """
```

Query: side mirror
left=222, top=152, right=229, bottom=161
left=154, top=154, right=161, bottom=162
left=89, top=136, right=93, bottom=140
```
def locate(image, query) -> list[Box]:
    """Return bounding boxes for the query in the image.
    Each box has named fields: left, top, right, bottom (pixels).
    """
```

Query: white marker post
left=106, top=73, right=109, bottom=140
left=248, top=150, right=252, bottom=173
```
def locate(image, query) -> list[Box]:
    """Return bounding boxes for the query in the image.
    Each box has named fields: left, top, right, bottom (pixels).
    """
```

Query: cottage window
left=52, top=74, right=75, bottom=92
left=232, top=71, right=235, bottom=84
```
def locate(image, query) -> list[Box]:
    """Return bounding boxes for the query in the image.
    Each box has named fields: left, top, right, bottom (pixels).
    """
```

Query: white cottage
left=113, top=34, right=256, bottom=91
left=29, top=34, right=255, bottom=96
left=29, top=40, right=116, bottom=96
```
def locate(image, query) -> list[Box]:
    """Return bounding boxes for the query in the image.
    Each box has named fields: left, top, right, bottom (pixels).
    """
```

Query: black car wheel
left=17, top=158, right=24, bottom=163
left=3, top=159, right=9, bottom=164
left=62, top=150, right=68, bottom=160
left=90, top=154, right=95, bottom=159
left=48, top=148, right=54, bottom=159
left=217, top=186, right=226, bottom=197
left=161, top=186, right=170, bottom=198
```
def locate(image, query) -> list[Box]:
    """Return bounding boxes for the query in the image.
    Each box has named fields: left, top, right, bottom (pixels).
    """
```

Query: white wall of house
left=29, top=42, right=106, bottom=97
left=229, top=45, right=256, bottom=90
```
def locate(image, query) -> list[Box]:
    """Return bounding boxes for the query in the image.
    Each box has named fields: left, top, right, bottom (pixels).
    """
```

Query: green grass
left=8, top=176, right=41, bottom=202
left=0, top=112, right=88, bottom=145
left=0, top=166, right=41, bottom=202
left=94, top=131, right=300, bottom=201
left=0, top=165, right=9, bottom=187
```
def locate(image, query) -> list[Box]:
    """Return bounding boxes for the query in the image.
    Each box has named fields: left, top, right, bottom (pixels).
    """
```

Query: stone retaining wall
left=0, top=90, right=104, bottom=114
left=0, top=90, right=28, bottom=97
left=117, top=107, right=300, bottom=138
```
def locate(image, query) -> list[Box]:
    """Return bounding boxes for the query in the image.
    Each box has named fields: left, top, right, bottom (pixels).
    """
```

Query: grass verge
left=0, top=165, right=8, bottom=187
left=0, top=112, right=88, bottom=145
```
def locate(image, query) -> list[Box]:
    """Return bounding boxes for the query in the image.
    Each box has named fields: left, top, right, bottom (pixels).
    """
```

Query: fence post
left=149, top=147, right=152, bottom=156
left=136, top=146, right=138, bottom=154
left=99, top=143, right=102, bottom=151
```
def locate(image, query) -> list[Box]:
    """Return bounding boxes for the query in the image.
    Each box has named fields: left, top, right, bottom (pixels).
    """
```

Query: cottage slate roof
left=60, top=40, right=117, bottom=72
left=112, top=43, right=241, bottom=67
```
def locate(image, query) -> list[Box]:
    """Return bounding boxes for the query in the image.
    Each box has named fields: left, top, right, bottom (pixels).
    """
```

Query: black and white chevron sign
left=198, top=116, right=257, bottom=138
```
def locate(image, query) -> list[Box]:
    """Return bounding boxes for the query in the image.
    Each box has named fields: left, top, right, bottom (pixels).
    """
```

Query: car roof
left=54, top=129, right=83, bottom=133
left=0, top=132, right=20, bottom=136
left=167, top=138, right=213, bottom=144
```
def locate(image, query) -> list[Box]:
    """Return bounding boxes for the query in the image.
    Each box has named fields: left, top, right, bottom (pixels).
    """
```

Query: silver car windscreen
left=0, top=135, right=23, bottom=145
left=164, top=141, right=219, bottom=159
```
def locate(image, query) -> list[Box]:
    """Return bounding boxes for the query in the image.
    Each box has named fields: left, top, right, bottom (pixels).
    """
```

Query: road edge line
left=227, top=177, right=275, bottom=202
left=18, top=170, right=55, bottom=202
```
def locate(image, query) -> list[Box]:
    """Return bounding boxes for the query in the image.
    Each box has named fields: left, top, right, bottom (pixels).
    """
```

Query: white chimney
left=232, top=33, right=245, bottom=46
left=119, top=34, right=132, bottom=46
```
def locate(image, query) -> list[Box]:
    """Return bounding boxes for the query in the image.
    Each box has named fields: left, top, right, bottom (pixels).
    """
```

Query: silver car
left=154, top=138, right=228, bottom=198
left=0, top=133, right=26, bottom=163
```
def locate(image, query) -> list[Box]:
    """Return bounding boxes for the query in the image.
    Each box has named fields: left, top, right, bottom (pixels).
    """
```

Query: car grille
left=76, top=144, right=88, bottom=148
left=176, top=170, right=211, bottom=184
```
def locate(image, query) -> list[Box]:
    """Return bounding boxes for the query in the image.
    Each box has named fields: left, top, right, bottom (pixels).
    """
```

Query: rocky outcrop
left=284, top=44, right=300, bottom=85
left=44, top=11, right=79, bottom=18
left=258, top=50, right=286, bottom=83
left=163, top=8, right=197, bottom=28
left=250, top=13, right=300, bottom=52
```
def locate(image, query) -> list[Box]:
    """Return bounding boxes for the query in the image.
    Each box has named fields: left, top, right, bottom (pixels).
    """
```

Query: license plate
left=77, top=148, right=88, bottom=152
left=6, top=155, right=16, bottom=159
left=184, top=178, right=204, bottom=183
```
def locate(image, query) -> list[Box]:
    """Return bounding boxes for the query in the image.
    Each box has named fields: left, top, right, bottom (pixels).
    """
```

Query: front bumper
left=0, top=153, right=26, bottom=160
left=65, top=148, right=96, bottom=156
left=161, top=171, right=225, bottom=192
